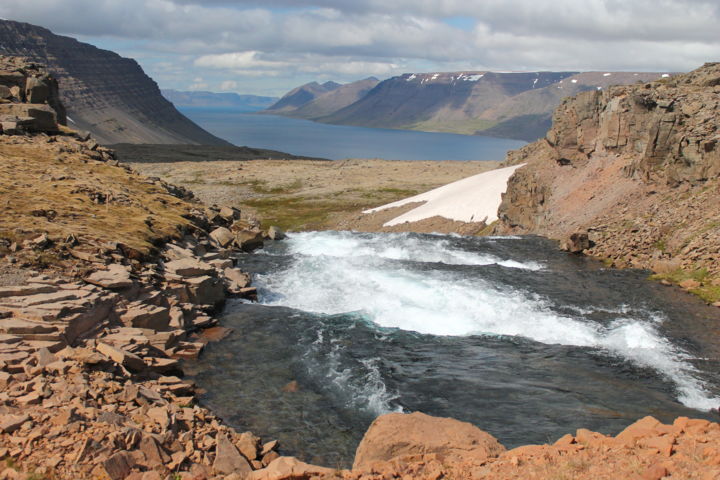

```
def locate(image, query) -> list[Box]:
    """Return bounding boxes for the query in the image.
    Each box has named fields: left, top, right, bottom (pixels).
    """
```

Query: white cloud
left=0, top=0, right=718, bottom=95
left=219, top=80, right=238, bottom=90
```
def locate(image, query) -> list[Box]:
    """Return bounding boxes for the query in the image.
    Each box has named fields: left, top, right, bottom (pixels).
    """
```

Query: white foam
left=257, top=231, right=720, bottom=411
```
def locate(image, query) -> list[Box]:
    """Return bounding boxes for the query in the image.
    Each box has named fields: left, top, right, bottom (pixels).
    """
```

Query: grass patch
left=0, top=142, right=194, bottom=259
left=403, top=118, right=499, bottom=135
left=650, top=268, right=720, bottom=303
left=244, top=196, right=360, bottom=231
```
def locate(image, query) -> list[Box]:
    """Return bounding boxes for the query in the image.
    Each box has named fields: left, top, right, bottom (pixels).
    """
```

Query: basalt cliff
left=0, top=19, right=227, bottom=145
left=495, top=62, right=720, bottom=303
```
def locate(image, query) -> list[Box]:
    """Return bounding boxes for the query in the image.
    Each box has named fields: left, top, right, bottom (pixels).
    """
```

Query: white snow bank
left=363, top=164, right=525, bottom=226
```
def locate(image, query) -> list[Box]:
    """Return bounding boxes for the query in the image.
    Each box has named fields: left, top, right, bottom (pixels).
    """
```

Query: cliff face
left=496, top=63, right=720, bottom=300
left=0, top=19, right=228, bottom=145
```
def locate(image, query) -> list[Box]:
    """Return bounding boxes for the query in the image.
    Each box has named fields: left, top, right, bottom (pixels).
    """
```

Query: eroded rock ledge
left=495, top=62, right=720, bottom=303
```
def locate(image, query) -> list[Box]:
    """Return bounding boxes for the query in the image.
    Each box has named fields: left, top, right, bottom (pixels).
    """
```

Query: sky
left=1, top=0, right=719, bottom=97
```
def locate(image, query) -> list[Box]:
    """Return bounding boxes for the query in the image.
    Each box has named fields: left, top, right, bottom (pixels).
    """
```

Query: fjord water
left=186, top=232, right=720, bottom=467
left=178, top=107, right=526, bottom=160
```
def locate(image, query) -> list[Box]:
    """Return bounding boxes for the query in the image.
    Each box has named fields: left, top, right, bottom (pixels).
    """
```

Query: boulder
left=209, top=227, right=234, bottom=248
left=213, top=433, right=253, bottom=476
left=219, top=206, right=241, bottom=222
left=0, top=103, right=57, bottom=131
left=186, top=276, right=224, bottom=307
left=267, top=226, right=286, bottom=241
left=560, top=232, right=591, bottom=253
left=121, top=304, right=171, bottom=330
left=84, top=264, right=133, bottom=289
left=102, top=451, right=135, bottom=480
left=353, top=412, right=505, bottom=471
left=236, top=229, right=264, bottom=252
left=25, top=76, right=50, bottom=103
left=96, top=342, right=146, bottom=372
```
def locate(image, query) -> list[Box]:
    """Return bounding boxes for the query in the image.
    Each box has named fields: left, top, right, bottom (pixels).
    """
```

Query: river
left=186, top=231, right=720, bottom=467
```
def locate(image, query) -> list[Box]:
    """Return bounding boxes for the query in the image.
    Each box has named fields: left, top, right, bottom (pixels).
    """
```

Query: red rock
left=248, top=456, right=334, bottom=480
left=96, top=342, right=146, bottom=371
left=353, top=412, right=505, bottom=471
left=213, top=432, right=253, bottom=476
left=84, top=264, right=133, bottom=289
left=0, top=413, right=30, bottom=433
left=642, top=464, right=668, bottom=480
left=164, top=258, right=215, bottom=277
left=102, top=451, right=135, bottom=480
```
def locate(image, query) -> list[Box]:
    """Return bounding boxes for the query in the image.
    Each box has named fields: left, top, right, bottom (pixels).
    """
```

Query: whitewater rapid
left=252, top=231, right=720, bottom=412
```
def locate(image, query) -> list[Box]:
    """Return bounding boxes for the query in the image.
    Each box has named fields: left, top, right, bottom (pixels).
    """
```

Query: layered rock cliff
left=496, top=62, right=720, bottom=302
left=0, top=19, right=228, bottom=145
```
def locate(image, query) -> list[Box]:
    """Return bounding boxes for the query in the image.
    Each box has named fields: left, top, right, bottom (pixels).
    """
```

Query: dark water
left=178, top=107, right=526, bottom=161
left=186, top=231, right=720, bottom=467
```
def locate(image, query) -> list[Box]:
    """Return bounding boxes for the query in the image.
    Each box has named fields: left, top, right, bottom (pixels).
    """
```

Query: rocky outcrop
left=326, top=413, right=720, bottom=480
left=496, top=62, right=720, bottom=302
left=0, top=19, right=228, bottom=145
left=0, top=55, right=65, bottom=135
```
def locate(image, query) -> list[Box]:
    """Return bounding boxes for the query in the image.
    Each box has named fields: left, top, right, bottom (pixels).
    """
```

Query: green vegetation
left=403, top=118, right=498, bottom=135
left=650, top=267, right=720, bottom=303
left=244, top=196, right=361, bottom=231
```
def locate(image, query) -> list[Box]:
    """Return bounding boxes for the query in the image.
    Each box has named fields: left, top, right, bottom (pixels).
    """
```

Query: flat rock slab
left=164, top=258, right=215, bottom=277
left=84, top=264, right=133, bottom=289
left=0, top=284, right=58, bottom=298
left=0, top=318, right=57, bottom=335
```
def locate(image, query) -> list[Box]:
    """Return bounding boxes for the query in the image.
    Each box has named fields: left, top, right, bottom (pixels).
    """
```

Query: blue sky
left=1, top=1, right=718, bottom=96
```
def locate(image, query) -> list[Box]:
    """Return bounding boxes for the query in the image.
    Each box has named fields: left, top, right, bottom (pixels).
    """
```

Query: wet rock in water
left=235, top=229, right=264, bottom=252
left=353, top=412, right=506, bottom=471
left=267, top=226, right=286, bottom=241
left=560, top=232, right=591, bottom=253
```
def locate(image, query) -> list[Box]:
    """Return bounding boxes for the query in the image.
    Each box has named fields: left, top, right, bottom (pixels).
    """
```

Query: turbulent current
left=186, top=231, right=720, bottom=466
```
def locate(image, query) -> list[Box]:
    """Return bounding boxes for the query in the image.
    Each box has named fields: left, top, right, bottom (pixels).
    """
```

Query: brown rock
left=185, top=275, right=224, bottom=306
left=237, top=432, right=261, bottom=461
left=353, top=412, right=505, bottom=471
left=0, top=413, right=30, bottom=433
left=248, top=457, right=334, bottom=480
left=84, top=264, right=134, bottom=289
left=235, top=229, right=264, bottom=252
left=213, top=432, right=253, bottom=476
left=210, top=227, right=235, bottom=248
left=165, top=258, right=215, bottom=277
left=102, top=451, right=135, bottom=480
left=267, top=226, right=286, bottom=241
left=224, top=268, right=251, bottom=289
left=560, top=232, right=591, bottom=253
left=121, top=304, right=171, bottom=330
left=96, top=342, right=146, bottom=371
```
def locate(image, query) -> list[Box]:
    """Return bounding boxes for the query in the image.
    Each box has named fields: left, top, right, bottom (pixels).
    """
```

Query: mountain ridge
left=162, top=89, right=277, bottom=111
left=0, top=19, right=229, bottom=145
left=267, top=70, right=672, bottom=141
